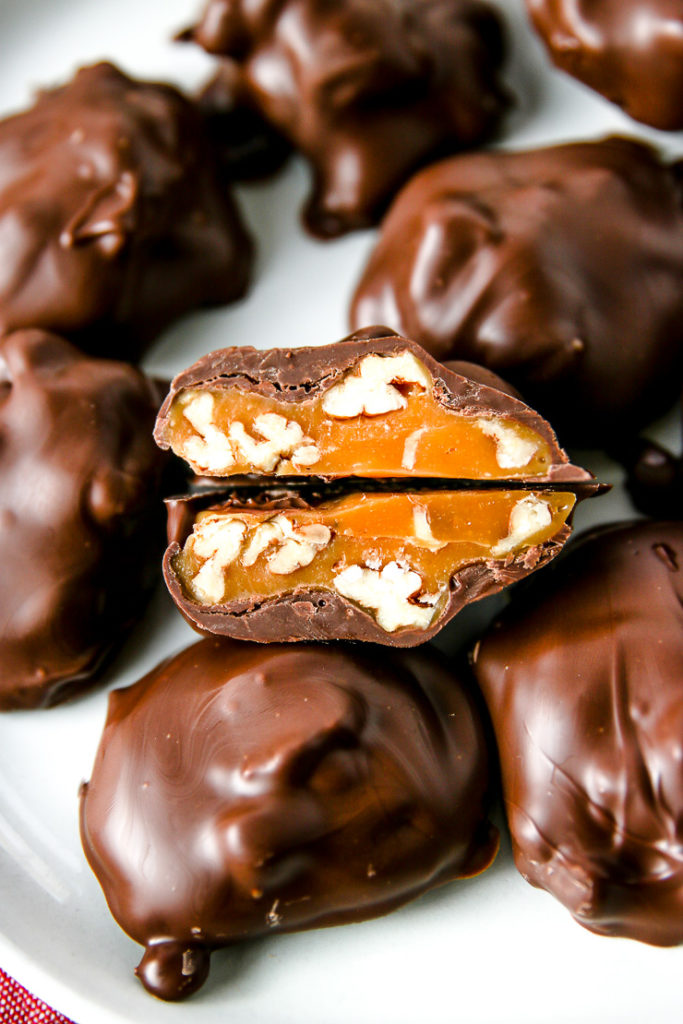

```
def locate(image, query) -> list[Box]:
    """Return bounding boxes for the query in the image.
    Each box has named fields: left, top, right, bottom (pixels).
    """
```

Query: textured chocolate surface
left=80, top=637, right=498, bottom=1000
left=527, top=0, right=683, bottom=130
left=0, top=330, right=166, bottom=710
left=198, top=62, right=291, bottom=180
left=0, top=62, right=253, bottom=360
left=183, top=0, right=509, bottom=237
left=352, top=138, right=683, bottom=445
left=474, top=520, right=683, bottom=946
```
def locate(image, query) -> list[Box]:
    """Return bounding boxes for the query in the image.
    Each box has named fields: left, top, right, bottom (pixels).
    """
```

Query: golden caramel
left=164, top=358, right=552, bottom=480
left=173, top=490, right=576, bottom=633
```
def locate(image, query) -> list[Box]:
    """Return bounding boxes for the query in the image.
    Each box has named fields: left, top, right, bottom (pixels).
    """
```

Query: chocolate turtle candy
left=155, top=329, right=596, bottom=645
left=197, top=62, right=291, bottom=180
left=181, top=0, right=509, bottom=237
left=0, top=62, right=253, bottom=360
left=527, top=0, right=683, bottom=130
left=0, top=330, right=166, bottom=710
left=474, top=520, right=683, bottom=946
left=80, top=637, right=499, bottom=999
left=351, top=138, right=683, bottom=446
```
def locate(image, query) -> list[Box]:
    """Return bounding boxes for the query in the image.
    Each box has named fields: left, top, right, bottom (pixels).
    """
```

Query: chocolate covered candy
left=527, top=0, right=683, bottom=130
left=198, top=63, right=291, bottom=180
left=616, top=437, right=683, bottom=520
left=474, top=520, right=683, bottom=946
left=351, top=138, right=683, bottom=445
left=80, top=637, right=498, bottom=999
left=156, top=329, right=595, bottom=645
left=182, top=0, right=509, bottom=237
left=0, top=330, right=166, bottom=710
left=0, top=62, right=253, bottom=360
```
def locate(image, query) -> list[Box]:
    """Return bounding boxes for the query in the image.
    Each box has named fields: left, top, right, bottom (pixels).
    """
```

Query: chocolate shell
left=155, top=329, right=597, bottom=646
left=527, top=0, right=683, bottom=130
left=474, top=520, right=683, bottom=946
left=0, top=62, right=253, bottom=360
left=0, top=330, right=166, bottom=710
left=182, top=0, right=509, bottom=237
left=197, top=62, right=291, bottom=180
left=351, top=138, right=683, bottom=445
left=80, top=637, right=498, bottom=999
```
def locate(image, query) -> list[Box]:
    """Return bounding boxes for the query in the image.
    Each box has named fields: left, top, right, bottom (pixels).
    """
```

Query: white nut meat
left=182, top=393, right=236, bottom=473
left=189, top=516, right=247, bottom=602
left=491, top=495, right=552, bottom=557
left=265, top=517, right=332, bottom=575
left=401, top=427, right=427, bottom=470
left=241, top=521, right=283, bottom=567
left=412, top=505, right=446, bottom=551
left=322, top=352, right=432, bottom=419
left=189, top=514, right=332, bottom=600
left=476, top=418, right=538, bottom=470
left=229, top=414, right=320, bottom=472
left=333, top=561, right=442, bottom=632
left=181, top=393, right=320, bottom=473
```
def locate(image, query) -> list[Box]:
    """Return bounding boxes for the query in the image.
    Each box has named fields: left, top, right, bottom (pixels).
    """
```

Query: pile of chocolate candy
left=2, top=0, right=683, bottom=1003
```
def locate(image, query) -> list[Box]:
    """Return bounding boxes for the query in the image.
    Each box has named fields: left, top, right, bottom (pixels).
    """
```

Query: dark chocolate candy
left=615, top=437, right=683, bottom=520
left=527, top=0, right=683, bottom=130
left=0, top=62, right=253, bottom=360
left=80, top=637, right=498, bottom=999
left=182, top=0, right=509, bottom=237
left=473, top=520, right=683, bottom=946
left=351, top=138, right=683, bottom=445
left=155, top=329, right=597, bottom=646
left=0, top=330, right=166, bottom=710
left=198, top=62, right=291, bottom=180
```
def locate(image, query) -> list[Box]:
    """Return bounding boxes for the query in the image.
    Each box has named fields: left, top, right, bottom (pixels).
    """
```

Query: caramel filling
left=163, top=352, right=552, bottom=479
left=173, top=490, right=576, bottom=633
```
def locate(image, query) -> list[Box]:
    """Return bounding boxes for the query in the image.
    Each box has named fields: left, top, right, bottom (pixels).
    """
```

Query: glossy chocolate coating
left=183, top=0, right=509, bottom=237
left=80, top=637, right=498, bottom=1000
left=0, top=62, right=253, bottom=360
left=198, top=62, right=291, bottom=180
left=0, top=330, right=166, bottom=710
left=616, top=438, right=683, bottom=519
left=474, top=520, right=683, bottom=945
left=527, top=0, right=683, bottom=130
left=351, top=138, right=683, bottom=445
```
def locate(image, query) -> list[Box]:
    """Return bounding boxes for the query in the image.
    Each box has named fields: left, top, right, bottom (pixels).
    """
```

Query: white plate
left=1, top=1, right=682, bottom=1022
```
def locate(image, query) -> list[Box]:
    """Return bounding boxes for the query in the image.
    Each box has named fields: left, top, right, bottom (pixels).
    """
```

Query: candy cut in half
left=156, top=329, right=599, bottom=645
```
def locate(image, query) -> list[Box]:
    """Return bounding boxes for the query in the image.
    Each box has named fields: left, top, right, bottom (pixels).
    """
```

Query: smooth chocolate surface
left=527, top=0, right=683, bottom=130
left=80, top=637, right=498, bottom=1000
left=0, top=330, right=166, bottom=710
left=156, top=329, right=596, bottom=646
left=615, top=437, right=683, bottom=520
left=198, top=62, right=291, bottom=180
left=474, top=520, right=683, bottom=946
left=0, top=62, right=253, bottom=360
left=183, top=0, right=509, bottom=237
left=351, top=138, right=683, bottom=445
